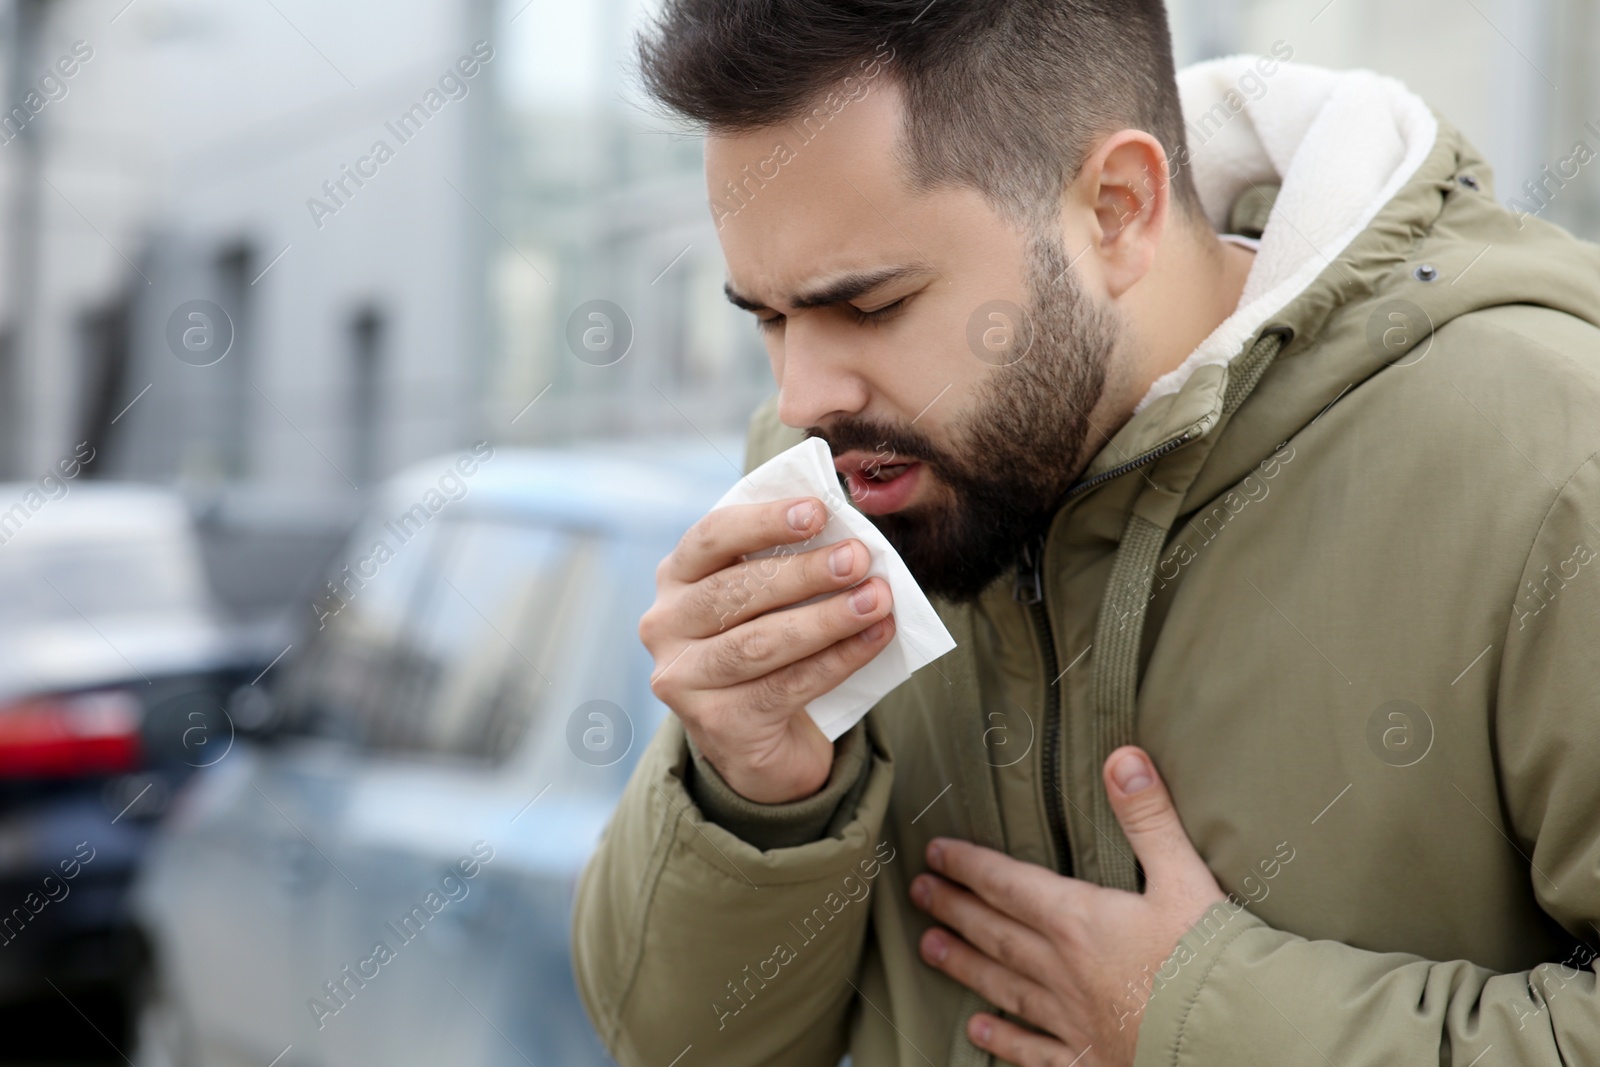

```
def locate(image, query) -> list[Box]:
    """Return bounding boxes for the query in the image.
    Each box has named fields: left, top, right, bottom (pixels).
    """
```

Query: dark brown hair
left=636, top=0, right=1201, bottom=229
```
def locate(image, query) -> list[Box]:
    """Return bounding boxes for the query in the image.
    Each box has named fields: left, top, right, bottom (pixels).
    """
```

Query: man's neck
left=1121, top=225, right=1257, bottom=405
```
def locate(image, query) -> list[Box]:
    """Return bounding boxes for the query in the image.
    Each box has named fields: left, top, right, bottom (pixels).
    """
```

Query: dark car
left=0, top=484, right=263, bottom=1019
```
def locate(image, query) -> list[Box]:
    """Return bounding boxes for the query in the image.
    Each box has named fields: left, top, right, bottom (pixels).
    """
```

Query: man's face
left=708, top=81, right=1127, bottom=601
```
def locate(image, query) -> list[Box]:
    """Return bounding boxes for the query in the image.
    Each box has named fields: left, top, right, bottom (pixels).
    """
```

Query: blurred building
left=484, top=0, right=771, bottom=446
left=1171, top=0, right=1600, bottom=238
left=0, top=0, right=1595, bottom=621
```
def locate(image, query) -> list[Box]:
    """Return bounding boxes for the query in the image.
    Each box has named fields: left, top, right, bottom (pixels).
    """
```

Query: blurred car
left=0, top=483, right=258, bottom=1010
left=130, top=441, right=736, bottom=1067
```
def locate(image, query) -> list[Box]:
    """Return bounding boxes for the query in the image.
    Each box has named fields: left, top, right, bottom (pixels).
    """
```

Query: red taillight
left=0, top=691, right=143, bottom=776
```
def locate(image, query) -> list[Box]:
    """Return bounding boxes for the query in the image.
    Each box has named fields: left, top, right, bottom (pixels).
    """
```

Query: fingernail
left=922, top=930, right=947, bottom=963
left=787, top=501, right=817, bottom=531
left=910, top=876, right=931, bottom=907
left=850, top=584, right=878, bottom=614
left=970, top=1017, right=992, bottom=1044
left=1112, top=752, right=1153, bottom=793
left=926, top=840, right=943, bottom=870
left=860, top=620, right=887, bottom=642
left=829, top=543, right=853, bottom=577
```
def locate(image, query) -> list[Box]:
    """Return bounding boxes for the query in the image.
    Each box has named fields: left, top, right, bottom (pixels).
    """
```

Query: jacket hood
left=1139, top=55, right=1439, bottom=412
left=1076, top=57, right=1600, bottom=517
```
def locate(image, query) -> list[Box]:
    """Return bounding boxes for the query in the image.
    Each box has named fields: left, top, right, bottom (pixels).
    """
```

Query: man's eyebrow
left=723, top=264, right=930, bottom=314
left=723, top=283, right=767, bottom=312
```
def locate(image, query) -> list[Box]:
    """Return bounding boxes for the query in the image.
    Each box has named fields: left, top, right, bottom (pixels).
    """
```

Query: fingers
left=910, top=873, right=1055, bottom=983
left=686, top=576, right=892, bottom=688
left=918, top=926, right=1060, bottom=1037
left=1102, top=746, right=1216, bottom=896
left=924, top=838, right=1086, bottom=929
left=713, top=611, right=896, bottom=719
left=672, top=537, right=874, bottom=640
left=663, top=498, right=828, bottom=585
left=965, top=1013, right=1086, bottom=1067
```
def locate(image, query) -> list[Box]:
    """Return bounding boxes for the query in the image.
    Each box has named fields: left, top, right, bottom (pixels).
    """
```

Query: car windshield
left=0, top=540, right=203, bottom=623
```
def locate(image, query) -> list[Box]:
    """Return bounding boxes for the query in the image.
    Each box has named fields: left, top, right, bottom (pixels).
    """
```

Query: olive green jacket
left=573, top=119, right=1600, bottom=1065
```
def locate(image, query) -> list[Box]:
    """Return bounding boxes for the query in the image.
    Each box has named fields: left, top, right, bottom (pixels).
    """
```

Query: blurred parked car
left=130, top=441, right=735, bottom=1067
left=0, top=484, right=262, bottom=1012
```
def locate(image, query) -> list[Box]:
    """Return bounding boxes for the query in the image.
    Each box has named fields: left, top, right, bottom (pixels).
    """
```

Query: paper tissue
left=709, top=436, right=958, bottom=740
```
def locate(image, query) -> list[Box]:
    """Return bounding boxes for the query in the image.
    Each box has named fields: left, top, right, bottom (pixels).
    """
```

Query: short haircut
left=636, top=0, right=1201, bottom=229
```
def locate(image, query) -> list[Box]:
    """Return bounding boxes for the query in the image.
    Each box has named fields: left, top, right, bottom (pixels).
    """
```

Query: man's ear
left=1068, top=129, right=1172, bottom=300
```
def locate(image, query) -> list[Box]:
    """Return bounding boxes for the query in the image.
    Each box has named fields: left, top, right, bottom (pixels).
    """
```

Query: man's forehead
left=704, top=82, right=1013, bottom=312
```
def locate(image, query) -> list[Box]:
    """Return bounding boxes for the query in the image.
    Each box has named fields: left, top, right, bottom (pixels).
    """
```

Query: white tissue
left=710, top=436, right=958, bottom=740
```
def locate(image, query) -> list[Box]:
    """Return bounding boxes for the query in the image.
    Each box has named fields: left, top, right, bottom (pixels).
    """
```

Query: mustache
left=805, top=419, right=946, bottom=468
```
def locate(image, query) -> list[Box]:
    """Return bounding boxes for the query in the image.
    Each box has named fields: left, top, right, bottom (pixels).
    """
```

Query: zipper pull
left=1013, top=533, right=1045, bottom=605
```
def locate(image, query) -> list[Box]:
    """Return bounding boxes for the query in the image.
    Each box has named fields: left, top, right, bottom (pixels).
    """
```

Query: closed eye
left=754, top=295, right=910, bottom=335
left=849, top=297, right=908, bottom=327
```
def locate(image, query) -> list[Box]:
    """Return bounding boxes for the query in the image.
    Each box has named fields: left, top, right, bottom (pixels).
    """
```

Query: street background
left=0, top=0, right=1594, bottom=1063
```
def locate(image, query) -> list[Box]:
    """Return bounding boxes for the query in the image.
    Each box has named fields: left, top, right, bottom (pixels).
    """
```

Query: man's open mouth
left=862, top=462, right=912, bottom=482
left=834, top=453, right=924, bottom=516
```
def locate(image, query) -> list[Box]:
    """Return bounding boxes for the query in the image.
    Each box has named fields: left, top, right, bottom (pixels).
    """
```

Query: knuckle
left=777, top=608, right=812, bottom=650
left=990, top=928, right=1021, bottom=969
left=1119, top=795, right=1172, bottom=837
left=705, top=635, right=746, bottom=682
left=755, top=664, right=808, bottom=710
left=711, top=568, right=761, bottom=626
left=1043, top=915, right=1081, bottom=953
left=1046, top=910, right=1078, bottom=947
left=733, top=625, right=775, bottom=667
left=809, top=651, right=849, bottom=690
left=638, top=606, right=664, bottom=647
left=648, top=665, right=679, bottom=705
left=1011, top=985, right=1043, bottom=1025
left=693, top=573, right=734, bottom=627
left=824, top=620, right=873, bottom=665
left=748, top=546, right=788, bottom=585
left=686, top=515, right=719, bottom=558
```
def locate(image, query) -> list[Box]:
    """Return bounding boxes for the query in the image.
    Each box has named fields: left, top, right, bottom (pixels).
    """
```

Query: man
left=573, top=1, right=1600, bottom=1064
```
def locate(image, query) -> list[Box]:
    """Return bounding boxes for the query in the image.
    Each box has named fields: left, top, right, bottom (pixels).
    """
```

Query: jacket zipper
left=1017, top=427, right=1200, bottom=877
left=1014, top=535, right=1072, bottom=876
left=1060, top=428, right=1198, bottom=505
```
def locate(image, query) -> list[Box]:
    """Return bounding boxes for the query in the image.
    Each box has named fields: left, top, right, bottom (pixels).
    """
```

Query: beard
left=810, top=234, right=1121, bottom=603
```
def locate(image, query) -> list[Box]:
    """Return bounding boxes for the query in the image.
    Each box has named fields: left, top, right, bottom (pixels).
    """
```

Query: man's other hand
left=910, top=746, right=1226, bottom=1066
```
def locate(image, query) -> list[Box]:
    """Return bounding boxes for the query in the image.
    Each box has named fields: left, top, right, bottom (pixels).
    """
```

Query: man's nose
left=774, top=320, right=871, bottom=429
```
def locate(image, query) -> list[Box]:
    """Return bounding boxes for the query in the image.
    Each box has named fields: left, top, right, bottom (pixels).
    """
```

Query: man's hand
left=640, top=497, right=895, bottom=804
left=909, top=747, right=1225, bottom=1066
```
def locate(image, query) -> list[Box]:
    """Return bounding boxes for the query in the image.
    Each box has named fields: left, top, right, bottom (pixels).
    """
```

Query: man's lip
left=838, top=460, right=924, bottom=515
left=831, top=449, right=919, bottom=476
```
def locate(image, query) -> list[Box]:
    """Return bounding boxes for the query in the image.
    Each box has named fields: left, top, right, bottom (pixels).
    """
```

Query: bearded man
left=573, top=2, right=1600, bottom=1064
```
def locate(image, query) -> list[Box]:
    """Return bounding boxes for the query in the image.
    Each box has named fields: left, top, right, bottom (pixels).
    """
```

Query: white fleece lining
left=1134, top=58, right=1440, bottom=413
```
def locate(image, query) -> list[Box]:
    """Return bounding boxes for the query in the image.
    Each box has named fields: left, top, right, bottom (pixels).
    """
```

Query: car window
left=369, top=517, right=600, bottom=762
left=523, top=535, right=665, bottom=800
left=275, top=517, right=443, bottom=744
left=280, top=509, right=608, bottom=765
left=0, top=539, right=205, bottom=622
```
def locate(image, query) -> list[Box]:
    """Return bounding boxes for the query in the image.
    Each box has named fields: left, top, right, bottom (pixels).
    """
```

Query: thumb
left=1103, top=746, right=1214, bottom=894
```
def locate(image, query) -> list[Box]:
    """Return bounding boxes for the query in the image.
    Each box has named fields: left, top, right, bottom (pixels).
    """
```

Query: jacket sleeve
left=1133, top=457, right=1600, bottom=1067
left=686, top=722, right=875, bottom=850
left=572, top=714, right=895, bottom=1067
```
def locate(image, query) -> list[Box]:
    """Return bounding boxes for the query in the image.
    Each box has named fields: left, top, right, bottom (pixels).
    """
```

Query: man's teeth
left=865, top=463, right=909, bottom=482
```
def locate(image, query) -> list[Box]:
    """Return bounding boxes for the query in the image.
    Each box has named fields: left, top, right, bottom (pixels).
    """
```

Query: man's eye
left=756, top=314, right=785, bottom=334
left=850, top=297, right=907, bottom=326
